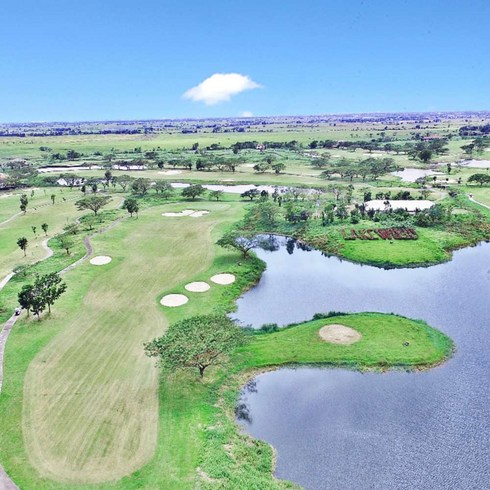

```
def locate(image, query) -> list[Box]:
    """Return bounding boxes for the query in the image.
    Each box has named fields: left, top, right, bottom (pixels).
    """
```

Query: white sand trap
left=185, top=281, right=211, bottom=292
left=162, top=209, right=209, bottom=218
left=210, top=273, right=236, bottom=285
left=89, top=255, right=112, bottom=266
left=189, top=211, right=209, bottom=218
left=162, top=210, right=195, bottom=217
left=158, top=170, right=183, bottom=175
left=319, top=324, right=362, bottom=345
left=160, top=294, right=189, bottom=307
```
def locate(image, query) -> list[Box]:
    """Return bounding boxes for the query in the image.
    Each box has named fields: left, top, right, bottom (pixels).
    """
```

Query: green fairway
left=20, top=201, right=242, bottom=484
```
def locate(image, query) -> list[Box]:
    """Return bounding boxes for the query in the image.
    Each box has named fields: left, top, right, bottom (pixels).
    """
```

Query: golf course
left=0, top=115, right=488, bottom=489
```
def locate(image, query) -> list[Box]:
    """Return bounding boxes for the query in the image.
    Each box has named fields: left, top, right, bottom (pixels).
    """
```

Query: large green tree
left=182, top=184, right=205, bottom=200
left=35, top=272, right=67, bottom=313
left=123, top=197, right=139, bottom=217
left=75, top=195, right=112, bottom=215
left=468, top=173, right=490, bottom=186
left=217, top=230, right=259, bottom=258
left=144, top=314, right=247, bottom=379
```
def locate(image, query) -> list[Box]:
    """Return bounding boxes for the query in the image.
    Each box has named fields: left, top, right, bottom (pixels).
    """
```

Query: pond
left=234, top=237, right=490, bottom=489
left=390, top=168, right=441, bottom=182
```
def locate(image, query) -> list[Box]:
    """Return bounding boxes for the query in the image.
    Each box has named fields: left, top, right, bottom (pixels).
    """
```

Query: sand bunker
left=189, top=211, right=209, bottom=218
left=185, top=281, right=211, bottom=292
left=319, top=324, right=362, bottom=345
left=160, top=294, right=189, bottom=307
left=210, top=273, right=236, bottom=285
left=158, top=170, right=183, bottom=175
left=162, top=210, right=209, bottom=218
left=89, top=256, right=112, bottom=266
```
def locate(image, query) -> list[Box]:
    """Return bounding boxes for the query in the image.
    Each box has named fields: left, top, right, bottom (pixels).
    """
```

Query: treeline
left=459, top=124, right=490, bottom=137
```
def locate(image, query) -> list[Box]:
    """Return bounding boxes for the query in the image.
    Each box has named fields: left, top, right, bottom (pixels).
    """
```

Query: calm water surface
left=234, top=238, right=490, bottom=490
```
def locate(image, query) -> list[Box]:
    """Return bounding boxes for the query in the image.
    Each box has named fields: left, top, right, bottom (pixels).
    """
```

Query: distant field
left=0, top=118, right=471, bottom=161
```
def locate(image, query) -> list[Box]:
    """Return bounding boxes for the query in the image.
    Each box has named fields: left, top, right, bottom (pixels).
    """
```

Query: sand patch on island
left=185, top=281, right=210, bottom=292
left=160, top=294, right=189, bottom=307
left=89, top=256, right=112, bottom=266
left=319, top=324, right=362, bottom=345
left=210, top=273, right=236, bottom=285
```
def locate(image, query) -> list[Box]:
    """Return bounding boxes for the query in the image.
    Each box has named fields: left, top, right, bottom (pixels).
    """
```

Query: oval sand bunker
left=185, top=281, right=210, bottom=292
left=89, top=255, right=112, bottom=266
left=210, top=273, right=236, bottom=285
left=319, top=324, right=362, bottom=345
left=160, top=294, right=189, bottom=307
left=162, top=210, right=210, bottom=218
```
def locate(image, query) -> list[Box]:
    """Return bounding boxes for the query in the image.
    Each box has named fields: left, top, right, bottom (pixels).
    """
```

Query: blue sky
left=0, top=0, right=488, bottom=122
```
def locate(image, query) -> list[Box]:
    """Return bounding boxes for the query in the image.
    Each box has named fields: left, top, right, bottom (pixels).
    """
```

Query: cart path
left=0, top=238, right=54, bottom=294
left=0, top=464, right=19, bottom=490
left=468, top=195, right=490, bottom=210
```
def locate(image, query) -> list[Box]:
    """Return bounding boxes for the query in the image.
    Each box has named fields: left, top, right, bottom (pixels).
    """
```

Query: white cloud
left=183, top=73, right=262, bottom=105
left=240, top=111, right=254, bottom=117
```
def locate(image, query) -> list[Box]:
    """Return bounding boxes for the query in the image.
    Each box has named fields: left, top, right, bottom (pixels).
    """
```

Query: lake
left=234, top=237, right=490, bottom=490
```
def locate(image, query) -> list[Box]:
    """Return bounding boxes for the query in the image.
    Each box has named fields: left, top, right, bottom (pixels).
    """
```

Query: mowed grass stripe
left=22, top=203, right=228, bottom=483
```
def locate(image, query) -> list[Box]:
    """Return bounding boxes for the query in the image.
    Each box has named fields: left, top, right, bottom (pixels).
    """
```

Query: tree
left=66, top=149, right=81, bottom=160
left=35, top=272, right=67, bottom=314
left=17, top=236, right=28, bottom=256
left=419, top=149, right=433, bottom=163
left=75, top=195, right=112, bottom=215
left=271, top=162, right=286, bottom=174
left=131, top=178, right=151, bottom=195
left=17, top=281, right=44, bottom=319
left=41, top=223, right=49, bottom=235
left=311, top=154, right=331, bottom=168
left=104, top=170, right=113, bottom=185
left=182, top=184, right=205, bottom=200
left=51, top=194, right=56, bottom=205
left=20, top=194, right=28, bottom=214
left=18, top=284, right=35, bottom=317
left=116, top=174, right=133, bottom=192
left=217, top=230, right=259, bottom=258
left=57, top=234, right=74, bottom=255
left=209, top=189, right=224, bottom=201
left=31, top=226, right=37, bottom=237
left=253, top=162, right=270, bottom=173
left=123, top=198, right=139, bottom=217
left=154, top=181, right=174, bottom=199
left=144, top=314, right=247, bottom=379
left=468, top=173, right=490, bottom=186
left=240, top=188, right=260, bottom=200
left=256, top=200, right=279, bottom=227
